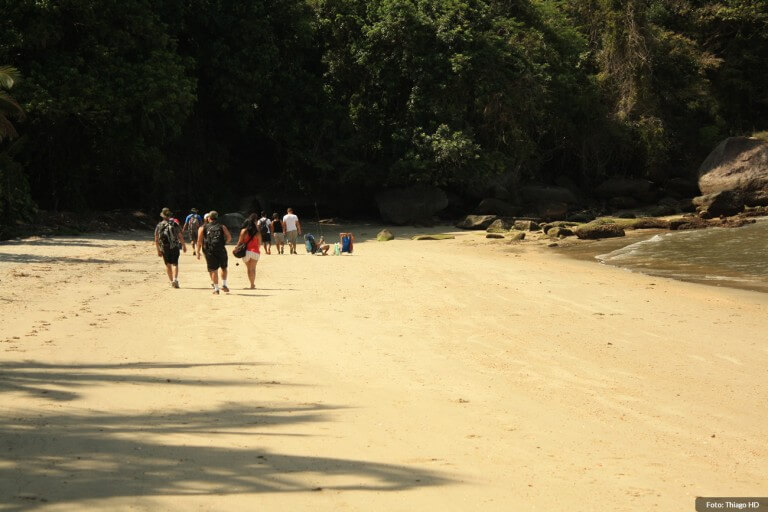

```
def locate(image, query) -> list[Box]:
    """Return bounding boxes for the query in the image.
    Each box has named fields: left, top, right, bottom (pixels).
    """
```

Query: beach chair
left=340, top=233, right=354, bottom=254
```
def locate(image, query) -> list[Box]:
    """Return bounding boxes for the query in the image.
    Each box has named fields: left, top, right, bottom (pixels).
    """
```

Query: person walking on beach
left=283, top=207, right=301, bottom=255
left=197, top=210, right=232, bottom=294
left=237, top=214, right=262, bottom=289
left=270, top=212, right=285, bottom=254
left=182, top=208, right=203, bottom=255
left=154, top=207, right=186, bottom=288
left=257, top=211, right=272, bottom=255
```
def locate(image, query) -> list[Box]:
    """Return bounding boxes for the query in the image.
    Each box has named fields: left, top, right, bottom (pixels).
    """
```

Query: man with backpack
left=257, top=211, right=272, bottom=255
left=196, top=210, right=232, bottom=295
left=182, top=208, right=203, bottom=255
left=154, top=207, right=187, bottom=288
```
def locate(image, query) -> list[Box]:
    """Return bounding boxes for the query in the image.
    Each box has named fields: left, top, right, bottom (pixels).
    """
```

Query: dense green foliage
left=0, top=0, right=766, bottom=218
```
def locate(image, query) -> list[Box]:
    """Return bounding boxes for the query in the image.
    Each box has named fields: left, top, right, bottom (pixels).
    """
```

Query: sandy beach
left=1, top=226, right=766, bottom=511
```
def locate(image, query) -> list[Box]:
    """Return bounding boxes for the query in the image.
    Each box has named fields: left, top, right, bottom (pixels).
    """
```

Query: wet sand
left=1, top=226, right=767, bottom=511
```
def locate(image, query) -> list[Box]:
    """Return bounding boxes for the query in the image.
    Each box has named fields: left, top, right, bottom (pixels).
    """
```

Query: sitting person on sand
left=316, top=236, right=330, bottom=255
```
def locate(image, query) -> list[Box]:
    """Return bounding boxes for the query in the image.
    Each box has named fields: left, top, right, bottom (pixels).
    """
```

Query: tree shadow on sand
left=0, top=361, right=283, bottom=402
left=0, top=405, right=450, bottom=510
left=0, top=361, right=451, bottom=509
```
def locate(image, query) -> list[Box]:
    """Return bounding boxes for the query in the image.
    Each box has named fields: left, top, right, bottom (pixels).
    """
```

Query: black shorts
left=204, top=248, right=228, bottom=272
left=162, top=247, right=180, bottom=265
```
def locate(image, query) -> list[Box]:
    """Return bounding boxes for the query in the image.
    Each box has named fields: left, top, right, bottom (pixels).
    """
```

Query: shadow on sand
left=0, top=361, right=450, bottom=509
left=0, top=361, right=276, bottom=402
left=0, top=253, right=114, bottom=264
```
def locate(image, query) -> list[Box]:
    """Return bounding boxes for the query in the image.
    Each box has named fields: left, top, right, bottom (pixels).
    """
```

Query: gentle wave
left=594, top=219, right=768, bottom=292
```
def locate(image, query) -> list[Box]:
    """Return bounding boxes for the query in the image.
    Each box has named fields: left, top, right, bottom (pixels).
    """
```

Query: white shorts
left=243, top=251, right=260, bottom=263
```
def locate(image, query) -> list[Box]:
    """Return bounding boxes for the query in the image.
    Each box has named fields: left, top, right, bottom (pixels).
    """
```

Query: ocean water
left=569, top=219, right=768, bottom=293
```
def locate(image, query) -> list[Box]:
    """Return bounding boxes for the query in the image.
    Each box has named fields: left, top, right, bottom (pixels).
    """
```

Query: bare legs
left=246, top=259, right=257, bottom=288
left=208, top=268, right=229, bottom=294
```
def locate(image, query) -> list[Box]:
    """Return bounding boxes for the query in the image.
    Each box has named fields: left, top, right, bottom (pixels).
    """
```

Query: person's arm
left=154, top=226, right=163, bottom=257
left=223, top=225, right=233, bottom=244
left=296, top=218, right=302, bottom=235
left=196, top=226, right=204, bottom=259
left=177, top=228, right=187, bottom=253
left=281, top=221, right=287, bottom=233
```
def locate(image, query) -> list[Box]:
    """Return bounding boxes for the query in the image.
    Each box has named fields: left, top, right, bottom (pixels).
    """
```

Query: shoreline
left=552, top=219, right=768, bottom=295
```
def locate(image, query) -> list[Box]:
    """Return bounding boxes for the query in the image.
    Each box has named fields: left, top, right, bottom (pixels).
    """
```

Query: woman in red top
left=237, top=213, right=262, bottom=289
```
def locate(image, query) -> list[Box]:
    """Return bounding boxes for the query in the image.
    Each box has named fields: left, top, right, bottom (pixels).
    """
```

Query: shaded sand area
left=1, top=227, right=767, bottom=511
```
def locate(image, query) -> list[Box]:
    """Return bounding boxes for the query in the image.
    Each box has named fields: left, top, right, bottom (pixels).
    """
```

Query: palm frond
left=0, top=66, right=20, bottom=90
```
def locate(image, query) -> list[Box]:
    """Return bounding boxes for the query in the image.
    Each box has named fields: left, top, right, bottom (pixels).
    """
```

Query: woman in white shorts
left=237, top=214, right=262, bottom=289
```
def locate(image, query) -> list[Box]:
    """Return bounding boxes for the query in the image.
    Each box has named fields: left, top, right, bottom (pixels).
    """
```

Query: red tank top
left=246, top=230, right=260, bottom=253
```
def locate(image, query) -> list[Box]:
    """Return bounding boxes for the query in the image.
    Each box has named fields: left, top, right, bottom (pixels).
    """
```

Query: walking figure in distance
left=154, top=207, right=186, bottom=288
left=283, top=207, right=301, bottom=255
left=271, top=212, right=285, bottom=254
left=257, top=211, right=272, bottom=255
left=182, top=208, right=203, bottom=255
left=197, top=210, right=232, bottom=294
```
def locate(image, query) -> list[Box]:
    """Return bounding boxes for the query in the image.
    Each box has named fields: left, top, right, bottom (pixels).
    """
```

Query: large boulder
left=486, top=218, right=512, bottom=233
left=376, top=185, right=449, bottom=225
left=595, top=177, right=657, bottom=203
left=669, top=217, right=711, bottom=230
left=513, top=220, right=539, bottom=231
left=692, top=190, right=744, bottom=218
left=456, top=214, right=497, bottom=230
left=475, top=198, right=520, bottom=217
left=698, top=136, right=768, bottom=206
left=574, top=222, right=626, bottom=240
left=220, top=212, right=246, bottom=232
left=547, top=227, right=575, bottom=238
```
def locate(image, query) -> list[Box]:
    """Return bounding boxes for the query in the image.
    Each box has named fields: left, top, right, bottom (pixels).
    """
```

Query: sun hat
left=160, top=207, right=172, bottom=219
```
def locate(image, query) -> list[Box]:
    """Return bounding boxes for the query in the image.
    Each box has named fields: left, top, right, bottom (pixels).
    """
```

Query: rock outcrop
left=456, top=215, right=497, bottom=230
left=486, top=219, right=511, bottom=233
left=376, top=229, right=394, bottom=241
left=220, top=212, right=245, bottom=232
left=513, top=220, right=539, bottom=231
left=698, top=136, right=768, bottom=206
left=692, top=190, right=744, bottom=218
left=573, top=222, right=625, bottom=240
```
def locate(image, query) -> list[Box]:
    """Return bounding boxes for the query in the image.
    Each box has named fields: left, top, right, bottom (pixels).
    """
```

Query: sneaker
left=172, top=281, right=180, bottom=289
left=221, top=285, right=230, bottom=293
left=212, top=289, right=219, bottom=295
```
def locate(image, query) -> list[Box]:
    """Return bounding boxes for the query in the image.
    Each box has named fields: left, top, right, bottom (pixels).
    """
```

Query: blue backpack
left=304, top=234, right=317, bottom=254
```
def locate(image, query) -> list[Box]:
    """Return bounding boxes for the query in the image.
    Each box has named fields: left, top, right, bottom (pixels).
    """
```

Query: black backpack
left=160, top=220, right=181, bottom=250
left=204, top=222, right=225, bottom=252
left=258, top=218, right=270, bottom=238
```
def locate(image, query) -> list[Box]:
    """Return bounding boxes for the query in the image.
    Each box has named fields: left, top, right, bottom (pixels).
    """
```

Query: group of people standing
left=154, top=206, right=303, bottom=294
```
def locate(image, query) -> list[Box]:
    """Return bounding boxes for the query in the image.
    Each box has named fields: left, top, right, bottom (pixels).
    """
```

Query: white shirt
left=258, top=217, right=270, bottom=233
left=283, top=213, right=299, bottom=232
